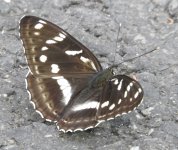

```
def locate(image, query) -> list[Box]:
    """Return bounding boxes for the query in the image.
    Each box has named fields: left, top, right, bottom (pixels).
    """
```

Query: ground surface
left=0, top=0, right=178, bottom=150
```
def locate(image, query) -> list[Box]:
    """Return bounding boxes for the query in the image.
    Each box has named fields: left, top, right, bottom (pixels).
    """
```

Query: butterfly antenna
left=112, top=47, right=160, bottom=69
left=112, top=23, right=122, bottom=66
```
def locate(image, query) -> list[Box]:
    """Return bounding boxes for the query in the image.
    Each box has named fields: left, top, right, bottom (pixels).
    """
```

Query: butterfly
left=19, top=16, right=144, bottom=132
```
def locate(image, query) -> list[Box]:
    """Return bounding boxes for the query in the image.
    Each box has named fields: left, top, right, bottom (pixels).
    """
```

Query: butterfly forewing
left=20, top=16, right=102, bottom=78
left=20, top=16, right=144, bottom=132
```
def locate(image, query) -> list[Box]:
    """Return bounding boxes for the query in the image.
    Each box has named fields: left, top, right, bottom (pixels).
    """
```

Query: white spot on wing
left=91, top=62, right=97, bottom=71
left=59, top=33, right=66, bottom=39
left=109, top=103, right=115, bottom=110
left=65, top=50, right=83, bottom=56
left=117, top=79, right=123, bottom=91
left=129, top=82, right=133, bottom=87
left=138, top=88, right=142, bottom=93
left=34, top=32, right=40, bottom=36
left=31, top=46, right=35, bottom=52
left=130, top=98, right=133, bottom=102
left=112, top=78, right=118, bottom=85
left=127, top=84, right=131, bottom=91
left=124, top=91, right=127, bottom=98
left=72, top=101, right=99, bottom=111
left=80, top=56, right=97, bottom=71
left=41, top=46, right=48, bottom=51
left=118, top=99, right=122, bottom=104
left=34, top=23, right=43, bottom=30
left=134, top=91, right=139, bottom=99
left=114, top=80, right=118, bottom=85
left=34, top=65, right=40, bottom=74
left=51, top=64, right=60, bottom=73
left=52, top=76, right=60, bottom=79
left=54, top=36, right=63, bottom=42
left=80, top=56, right=90, bottom=63
left=101, top=101, right=109, bottom=108
left=39, top=20, right=47, bottom=24
left=56, top=76, right=72, bottom=105
left=39, top=55, right=47, bottom=63
left=46, top=40, right=57, bottom=44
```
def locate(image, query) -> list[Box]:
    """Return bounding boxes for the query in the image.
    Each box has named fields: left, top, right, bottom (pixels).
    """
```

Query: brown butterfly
left=19, top=16, right=143, bottom=132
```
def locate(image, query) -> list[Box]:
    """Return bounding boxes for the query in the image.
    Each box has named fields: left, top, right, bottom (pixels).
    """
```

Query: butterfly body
left=20, top=16, right=144, bottom=132
left=87, top=67, right=113, bottom=88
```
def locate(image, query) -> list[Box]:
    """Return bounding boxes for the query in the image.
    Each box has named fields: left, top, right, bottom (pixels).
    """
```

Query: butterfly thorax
left=89, top=68, right=114, bottom=88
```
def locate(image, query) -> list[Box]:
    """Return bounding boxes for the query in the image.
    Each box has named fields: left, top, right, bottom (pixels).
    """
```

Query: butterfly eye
left=20, top=16, right=143, bottom=132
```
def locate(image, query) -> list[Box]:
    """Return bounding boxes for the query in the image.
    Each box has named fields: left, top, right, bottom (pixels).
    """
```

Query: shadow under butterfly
left=19, top=16, right=144, bottom=133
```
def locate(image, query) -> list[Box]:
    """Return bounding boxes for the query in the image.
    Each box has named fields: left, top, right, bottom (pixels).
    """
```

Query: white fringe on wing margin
left=19, top=16, right=46, bottom=121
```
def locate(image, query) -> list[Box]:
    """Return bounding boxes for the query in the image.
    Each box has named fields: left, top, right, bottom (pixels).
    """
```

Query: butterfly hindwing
left=26, top=72, right=93, bottom=122
left=97, top=75, right=143, bottom=120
